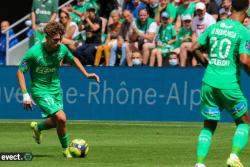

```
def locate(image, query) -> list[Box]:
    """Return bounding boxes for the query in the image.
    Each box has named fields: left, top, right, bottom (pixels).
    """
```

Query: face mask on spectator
left=132, top=58, right=142, bottom=66
left=1, top=30, right=6, bottom=34
left=25, top=20, right=32, bottom=27
left=169, top=59, right=178, bottom=66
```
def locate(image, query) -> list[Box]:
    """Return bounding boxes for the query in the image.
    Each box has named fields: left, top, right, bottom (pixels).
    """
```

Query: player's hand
left=87, top=73, right=100, bottom=83
left=23, top=93, right=36, bottom=110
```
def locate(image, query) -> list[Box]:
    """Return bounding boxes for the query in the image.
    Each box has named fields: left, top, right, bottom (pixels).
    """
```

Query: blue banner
left=1, top=66, right=250, bottom=122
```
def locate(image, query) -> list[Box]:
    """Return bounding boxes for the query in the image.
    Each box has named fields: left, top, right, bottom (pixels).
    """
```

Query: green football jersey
left=32, top=0, right=58, bottom=24
left=197, top=19, right=250, bottom=89
left=175, top=27, right=192, bottom=48
left=157, top=23, right=177, bottom=44
left=176, top=2, right=195, bottom=17
left=19, top=43, right=74, bottom=95
left=155, top=3, right=177, bottom=20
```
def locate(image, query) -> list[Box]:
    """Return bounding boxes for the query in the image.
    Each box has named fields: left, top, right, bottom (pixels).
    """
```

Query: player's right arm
left=17, top=49, right=34, bottom=110
left=190, top=26, right=211, bottom=67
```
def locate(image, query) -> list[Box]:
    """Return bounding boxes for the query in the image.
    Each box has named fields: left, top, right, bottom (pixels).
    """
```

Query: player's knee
left=57, top=117, right=66, bottom=125
left=55, top=111, right=66, bottom=125
left=204, top=120, right=218, bottom=133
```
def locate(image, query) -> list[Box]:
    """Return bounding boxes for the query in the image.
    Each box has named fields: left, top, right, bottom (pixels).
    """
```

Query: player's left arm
left=239, top=34, right=250, bottom=75
left=240, top=54, right=250, bottom=75
left=63, top=44, right=100, bottom=83
left=73, top=57, right=100, bottom=83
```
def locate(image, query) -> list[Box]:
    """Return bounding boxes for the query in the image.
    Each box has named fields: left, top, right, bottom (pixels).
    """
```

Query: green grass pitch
left=0, top=120, right=249, bottom=167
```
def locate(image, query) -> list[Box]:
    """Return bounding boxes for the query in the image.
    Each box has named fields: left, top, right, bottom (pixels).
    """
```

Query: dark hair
left=138, top=8, right=148, bottom=14
left=232, top=0, right=249, bottom=11
left=44, top=21, right=65, bottom=37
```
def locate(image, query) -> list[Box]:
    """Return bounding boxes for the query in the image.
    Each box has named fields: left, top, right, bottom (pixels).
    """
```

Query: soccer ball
left=69, top=139, right=89, bottom=158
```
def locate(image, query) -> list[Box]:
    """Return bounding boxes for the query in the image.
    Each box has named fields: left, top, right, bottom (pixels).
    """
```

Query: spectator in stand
left=169, top=14, right=192, bottom=66
left=126, top=0, right=147, bottom=19
left=73, top=4, right=102, bottom=65
left=107, top=10, right=126, bottom=66
left=218, top=8, right=228, bottom=20
left=131, top=50, right=144, bottom=66
left=192, top=2, right=216, bottom=39
left=0, top=20, right=19, bottom=65
left=59, top=10, right=79, bottom=52
left=112, top=10, right=135, bottom=66
left=155, top=0, right=177, bottom=24
left=149, top=12, right=176, bottom=67
left=179, top=2, right=216, bottom=66
left=220, top=0, right=232, bottom=16
left=31, top=0, right=58, bottom=44
left=95, top=10, right=122, bottom=66
left=62, top=0, right=87, bottom=26
left=201, top=0, right=219, bottom=21
left=127, top=8, right=157, bottom=66
left=175, top=0, right=196, bottom=32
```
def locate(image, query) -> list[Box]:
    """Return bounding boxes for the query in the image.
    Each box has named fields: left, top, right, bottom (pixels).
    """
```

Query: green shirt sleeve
left=19, top=49, right=34, bottom=73
left=239, top=31, right=250, bottom=55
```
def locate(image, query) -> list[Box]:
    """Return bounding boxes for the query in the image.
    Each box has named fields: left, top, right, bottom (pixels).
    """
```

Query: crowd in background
left=1, top=0, right=250, bottom=67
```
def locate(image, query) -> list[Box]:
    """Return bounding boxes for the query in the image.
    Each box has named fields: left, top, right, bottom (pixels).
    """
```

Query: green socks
left=232, top=124, right=249, bottom=156
left=196, top=124, right=249, bottom=164
left=37, top=122, right=47, bottom=131
left=59, top=133, right=69, bottom=149
left=197, top=128, right=213, bottom=163
left=38, top=121, right=69, bottom=149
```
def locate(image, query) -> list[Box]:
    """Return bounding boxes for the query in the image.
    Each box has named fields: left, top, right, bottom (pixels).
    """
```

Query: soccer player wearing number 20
left=191, top=0, right=250, bottom=166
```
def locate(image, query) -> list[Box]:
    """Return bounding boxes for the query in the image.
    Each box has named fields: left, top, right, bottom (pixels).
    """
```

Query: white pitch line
left=0, top=120, right=234, bottom=128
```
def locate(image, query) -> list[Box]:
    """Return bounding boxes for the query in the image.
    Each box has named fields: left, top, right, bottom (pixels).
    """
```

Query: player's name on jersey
left=212, top=28, right=236, bottom=38
left=209, top=58, right=230, bottom=66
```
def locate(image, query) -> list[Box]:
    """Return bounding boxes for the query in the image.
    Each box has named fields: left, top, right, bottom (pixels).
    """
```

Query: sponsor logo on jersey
left=219, top=23, right=232, bottom=29
left=35, top=9, right=52, bottom=15
left=35, top=67, right=56, bottom=74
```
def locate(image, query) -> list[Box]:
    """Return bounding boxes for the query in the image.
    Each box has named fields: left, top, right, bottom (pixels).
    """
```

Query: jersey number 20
left=210, top=37, right=231, bottom=59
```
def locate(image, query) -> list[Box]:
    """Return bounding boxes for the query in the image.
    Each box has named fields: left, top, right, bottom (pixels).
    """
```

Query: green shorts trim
left=200, top=83, right=248, bottom=121
left=32, top=93, right=63, bottom=118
